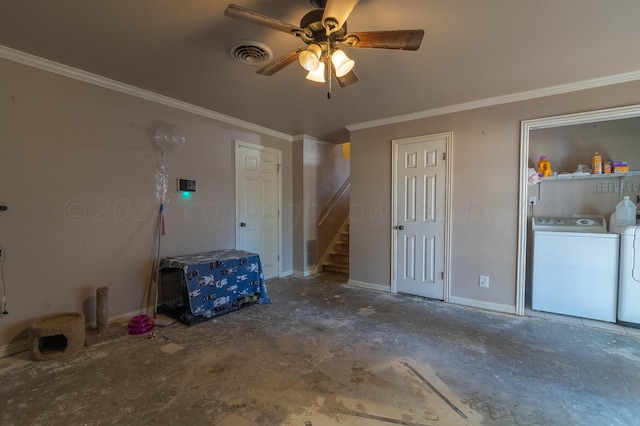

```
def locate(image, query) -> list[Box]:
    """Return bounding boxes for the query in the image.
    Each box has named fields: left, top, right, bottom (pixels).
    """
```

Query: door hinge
left=441, top=271, right=445, bottom=280
left=443, top=152, right=447, bottom=161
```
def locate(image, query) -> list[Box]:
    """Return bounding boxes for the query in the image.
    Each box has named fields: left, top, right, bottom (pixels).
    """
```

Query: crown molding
left=292, top=134, right=334, bottom=145
left=346, top=70, right=640, bottom=132
left=0, top=45, right=293, bottom=142
left=5, top=44, right=639, bottom=140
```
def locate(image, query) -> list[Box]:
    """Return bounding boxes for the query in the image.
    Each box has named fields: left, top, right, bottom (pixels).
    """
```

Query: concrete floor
left=1, top=273, right=640, bottom=425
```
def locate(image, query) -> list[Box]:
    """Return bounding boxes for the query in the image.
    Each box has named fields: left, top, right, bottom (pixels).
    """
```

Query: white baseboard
left=448, top=296, right=517, bottom=315
left=347, top=279, right=391, bottom=293
left=0, top=340, right=29, bottom=358
left=1, top=308, right=150, bottom=359
left=279, top=270, right=294, bottom=278
left=288, top=269, right=318, bottom=278
left=291, top=271, right=306, bottom=278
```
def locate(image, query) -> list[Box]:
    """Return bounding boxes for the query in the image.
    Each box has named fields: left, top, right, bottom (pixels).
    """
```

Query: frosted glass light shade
left=306, top=62, right=326, bottom=82
left=298, top=44, right=322, bottom=71
left=331, top=49, right=354, bottom=77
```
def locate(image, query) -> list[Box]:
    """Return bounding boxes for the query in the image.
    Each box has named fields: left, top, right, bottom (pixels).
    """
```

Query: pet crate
left=157, top=250, right=270, bottom=326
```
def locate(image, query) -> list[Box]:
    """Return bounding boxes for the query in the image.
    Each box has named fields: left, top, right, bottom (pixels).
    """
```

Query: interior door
left=393, top=134, right=449, bottom=299
left=235, top=142, right=280, bottom=279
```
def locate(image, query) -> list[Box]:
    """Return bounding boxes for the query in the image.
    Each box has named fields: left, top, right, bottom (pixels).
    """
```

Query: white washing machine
left=531, top=216, right=619, bottom=322
left=609, top=213, right=640, bottom=328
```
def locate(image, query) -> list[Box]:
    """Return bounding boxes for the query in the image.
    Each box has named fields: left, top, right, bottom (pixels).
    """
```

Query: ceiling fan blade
left=255, top=49, right=301, bottom=76
left=343, top=30, right=425, bottom=50
left=224, top=4, right=302, bottom=36
left=335, top=69, right=359, bottom=88
left=322, top=0, right=360, bottom=35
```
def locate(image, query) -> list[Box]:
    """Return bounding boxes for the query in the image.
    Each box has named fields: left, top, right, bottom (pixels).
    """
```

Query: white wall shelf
left=541, top=170, right=640, bottom=181
left=537, top=170, right=640, bottom=200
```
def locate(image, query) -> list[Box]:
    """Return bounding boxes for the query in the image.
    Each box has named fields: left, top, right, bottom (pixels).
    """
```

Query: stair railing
left=317, top=177, right=350, bottom=227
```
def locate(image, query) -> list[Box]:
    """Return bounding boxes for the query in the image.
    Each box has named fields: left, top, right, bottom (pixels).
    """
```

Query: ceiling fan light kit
left=298, top=43, right=323, bottom=71
left=330, top=49, right=354, bottom=77
left=306, top=62, right=326, bottom=82
left=224, top=1, right=424, bottom=97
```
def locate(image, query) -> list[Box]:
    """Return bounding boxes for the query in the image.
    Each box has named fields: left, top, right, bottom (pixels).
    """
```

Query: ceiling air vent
left=228, top=40, right=274, bottom=66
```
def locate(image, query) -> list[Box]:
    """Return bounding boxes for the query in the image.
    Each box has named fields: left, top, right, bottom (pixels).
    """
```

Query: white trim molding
left=449, top=296, right=517, bottom=316
left=348, top=279, right=390, bottom=293
left=0, top=308, right=149, bottom=359
left=346, top=71, right=640, bottom=132
left=279, top=270, right=294, bottom=278
left=0, top=45, right=293, bottom=142
left=0, top=340, right=29, bottom=359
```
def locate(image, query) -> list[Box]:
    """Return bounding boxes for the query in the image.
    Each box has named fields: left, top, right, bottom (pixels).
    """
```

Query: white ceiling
left=2, top=0, right=640, bottom=142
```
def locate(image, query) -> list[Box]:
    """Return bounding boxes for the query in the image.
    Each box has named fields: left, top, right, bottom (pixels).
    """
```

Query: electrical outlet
left=529, top=196, right=537, bottom=205
left=479, top=275, right=489, bottom=288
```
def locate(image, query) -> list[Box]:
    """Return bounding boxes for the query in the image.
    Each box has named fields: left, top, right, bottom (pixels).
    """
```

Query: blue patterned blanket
left=159, top=249, right=271, bottom=318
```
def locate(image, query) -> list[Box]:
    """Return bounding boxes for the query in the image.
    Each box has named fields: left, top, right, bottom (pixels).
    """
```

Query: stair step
left=329, top=252, right=349, bottom=263
left=323, top=262, right=349, bottom=274
left=334, top=240, right=349, bottom=252
left=323, top=222, right=350, bottom=275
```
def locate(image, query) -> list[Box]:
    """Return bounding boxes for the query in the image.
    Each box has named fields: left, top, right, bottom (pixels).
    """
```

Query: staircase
left=322, top=224, right=349, bottom=275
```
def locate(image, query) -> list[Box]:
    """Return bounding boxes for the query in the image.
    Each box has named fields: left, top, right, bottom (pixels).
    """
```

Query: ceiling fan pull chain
left=327, top=42, right=332, bottom=99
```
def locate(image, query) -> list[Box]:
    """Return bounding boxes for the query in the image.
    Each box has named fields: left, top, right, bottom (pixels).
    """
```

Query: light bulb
left=298, top=44, right=322, bottom=71
left=306, top=62, right=326, bottom=83
left=331, top=49, right=354, bottom=77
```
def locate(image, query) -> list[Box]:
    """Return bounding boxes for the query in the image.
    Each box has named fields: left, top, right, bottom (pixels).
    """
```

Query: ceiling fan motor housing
left=309, top=0, right=328, bottom=8
left=298, top=8, right=347, bottom=45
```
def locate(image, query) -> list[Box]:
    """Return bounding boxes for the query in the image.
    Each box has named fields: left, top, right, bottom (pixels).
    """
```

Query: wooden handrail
left=317, top=177, right=350, bottom=227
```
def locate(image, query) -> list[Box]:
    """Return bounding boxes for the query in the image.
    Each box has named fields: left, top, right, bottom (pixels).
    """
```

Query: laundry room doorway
left=517, top=104, right=640, bottom=316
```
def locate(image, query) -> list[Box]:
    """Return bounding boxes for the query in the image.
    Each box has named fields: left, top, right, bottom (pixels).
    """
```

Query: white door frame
left=391, top=132, right=453, bottom=300
left=235, top=140, right=283, bottom=278
left=516, top=104, right=640, bottom=315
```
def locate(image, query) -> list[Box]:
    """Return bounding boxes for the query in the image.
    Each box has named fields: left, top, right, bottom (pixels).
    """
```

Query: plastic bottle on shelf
left=537, top=155, right=552, bottom=177
left=592, top=152, right=602, bottom=174
left=615, top=196, right=636, bottom=226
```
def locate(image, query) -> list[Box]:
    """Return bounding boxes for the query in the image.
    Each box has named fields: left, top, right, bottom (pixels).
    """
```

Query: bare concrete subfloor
left=2, top=273, right=640, bottom=425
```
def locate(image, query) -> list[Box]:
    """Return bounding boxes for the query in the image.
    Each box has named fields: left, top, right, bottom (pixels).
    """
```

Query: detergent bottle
left=615, top=196, right=636, bottom=226
left=537, top=155, right=552, bottom=177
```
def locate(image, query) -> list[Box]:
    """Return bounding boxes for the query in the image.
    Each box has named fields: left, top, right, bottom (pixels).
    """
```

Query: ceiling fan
left=224, top=0, right=424, bottom=97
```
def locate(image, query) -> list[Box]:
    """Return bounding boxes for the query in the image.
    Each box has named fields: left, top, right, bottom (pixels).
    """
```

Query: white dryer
left=609, top=213, right=640, bottom=327
left=531, top=216, right=619, bottom=322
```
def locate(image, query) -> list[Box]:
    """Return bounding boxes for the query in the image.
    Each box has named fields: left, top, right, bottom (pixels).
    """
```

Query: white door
left=235, top=142, right=281, bottom=279
left=392, top=133, right=450, bottom=299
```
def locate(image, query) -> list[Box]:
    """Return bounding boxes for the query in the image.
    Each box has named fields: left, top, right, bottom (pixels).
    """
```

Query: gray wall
left=528, top=118, right=640, bottom=218
left=3, top=53, right=640, bottom=349
left=349, top=81, right=640, bottom=309
left=292, top=137, right=350, bottom=276
left=0, top=58, right=293, bottom=347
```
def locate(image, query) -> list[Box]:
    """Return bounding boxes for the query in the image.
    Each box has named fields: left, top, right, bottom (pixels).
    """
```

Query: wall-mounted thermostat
left=178, top=178, right=197, bottom=193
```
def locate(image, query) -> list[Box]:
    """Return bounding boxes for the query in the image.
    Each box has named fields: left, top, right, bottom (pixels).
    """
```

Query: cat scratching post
left=96, top=286, right=109, bottom=333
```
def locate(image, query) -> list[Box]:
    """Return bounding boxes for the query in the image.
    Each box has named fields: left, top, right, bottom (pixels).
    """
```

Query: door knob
left=396, top=225, right=404, bottom=230
left=240, top=222, right=246, bottom=227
